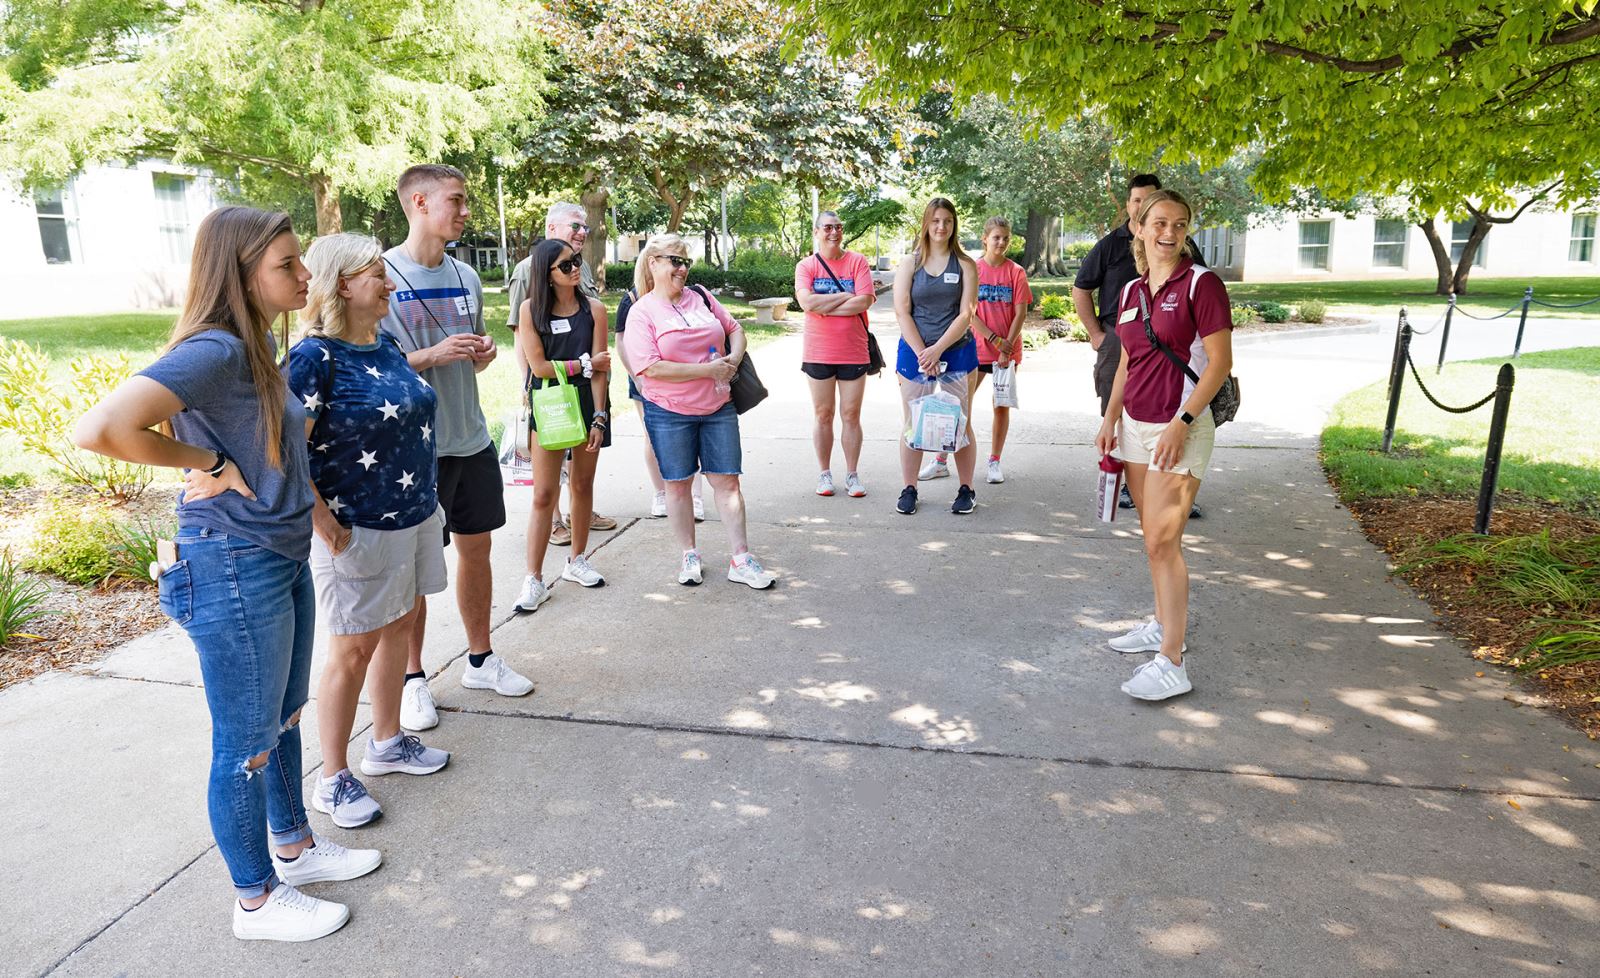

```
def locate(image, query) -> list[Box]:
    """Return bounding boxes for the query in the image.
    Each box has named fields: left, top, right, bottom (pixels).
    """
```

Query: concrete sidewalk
left=4, top=312, right=1597, bottom=977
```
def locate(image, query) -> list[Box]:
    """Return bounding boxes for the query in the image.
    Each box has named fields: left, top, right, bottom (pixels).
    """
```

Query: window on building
left=34, top=184, right=80, bottom=264
left=1450, top=220, right=1487, bottom=268
left=1570, top=214, right=1596, bottom=263
left=1372, top=220, right=1408, bottom=268
left=1297, top=220, right=1331, bottom=271
left=153, top=173, right=192, bottom=264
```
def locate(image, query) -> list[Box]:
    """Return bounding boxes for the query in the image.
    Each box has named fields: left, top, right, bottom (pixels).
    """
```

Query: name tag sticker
left=550, top=319, right=572, bottom=334
left=454, top=295, right=473, bottom=316
left=942, top=272, right=960, bottom=284
left=1119, top=307, right=1139, bottom=324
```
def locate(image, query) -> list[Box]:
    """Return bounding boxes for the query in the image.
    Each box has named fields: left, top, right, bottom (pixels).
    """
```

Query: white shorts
left=309, top=508, right=448, bottom=635
left=1114, top=410, right=1216, bottom=480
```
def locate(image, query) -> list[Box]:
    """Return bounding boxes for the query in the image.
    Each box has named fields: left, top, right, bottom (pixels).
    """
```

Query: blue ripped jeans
left=159, top=528, right=315, bottom=898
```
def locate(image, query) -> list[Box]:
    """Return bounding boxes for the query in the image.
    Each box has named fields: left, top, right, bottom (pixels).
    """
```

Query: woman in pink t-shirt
left=794, top=210, right=877, bottom=498
left=622, top=234, right=776, bottom=591
left=1094, top=190, right=1235, bottom=703
left=969, top=217, right=1032, bottom=485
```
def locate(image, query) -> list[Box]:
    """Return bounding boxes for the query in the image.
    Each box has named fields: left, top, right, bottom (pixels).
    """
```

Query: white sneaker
left=650, top=490, right=667, bottom=518
left=845, top=473, right=866, bottom=497
left=461, top=652, right=535, bottom=696
left=918, top=457, right=950, bottom=481
left=233, top=884, right=348, bottom=943
left=273, top=834, right=382, bottom=886
left=309, top=770, right=382, bottom=829
left=1121, top=656, right=1193, bottom=700
left=728, top=554, right=777, bottom=590
left=692, top=495, right=706, bottom=522
left=986, top=458, right=1004, bottom=484
left=1108, top=617, right=1188, bottom=654
left=399, top=677, right=437, bottom=731
left=561, top=554, right=605, bottom=587
left=816, top=472, right=835, bottom=496
left=514, top=574, right=550, bottom=612
left=678, top=549, right=703, bottom=586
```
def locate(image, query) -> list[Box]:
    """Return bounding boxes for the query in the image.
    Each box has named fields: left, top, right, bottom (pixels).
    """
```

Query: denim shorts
left=642, top=399, right=741, bottom=481
left=896, top=336, right=977, bottom=381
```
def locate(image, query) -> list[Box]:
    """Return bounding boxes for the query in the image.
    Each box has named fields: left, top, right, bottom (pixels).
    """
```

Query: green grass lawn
left=1320, top=346, right=1600, bottom=514
left=0, top=291, right=790, bottom=485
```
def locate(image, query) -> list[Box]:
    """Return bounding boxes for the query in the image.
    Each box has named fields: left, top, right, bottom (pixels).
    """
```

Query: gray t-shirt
left=137, top=330, right=313, bottom=561
left=505, top=252, right=598, bottom=328
left=379, top=246, right=492, bottom=458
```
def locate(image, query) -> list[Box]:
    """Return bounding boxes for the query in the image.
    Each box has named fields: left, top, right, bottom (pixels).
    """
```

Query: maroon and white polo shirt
left=1114, top=258, right=1232, bottom=424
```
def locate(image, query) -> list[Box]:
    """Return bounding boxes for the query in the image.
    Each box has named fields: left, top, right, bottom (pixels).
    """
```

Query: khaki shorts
left=1114, top=410, right=1216, bottom=480
left=309, top=508, right=448, bottom=635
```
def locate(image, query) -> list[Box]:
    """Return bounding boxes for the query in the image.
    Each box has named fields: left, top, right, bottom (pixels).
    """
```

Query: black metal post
left=1473, top=363, right=1515, bottom=535
left=1436, top=293, right=1455, bottom=373
left=1382, top=309, right=1411, bottom=454
left=1512, top=286, right=1533, bottom=357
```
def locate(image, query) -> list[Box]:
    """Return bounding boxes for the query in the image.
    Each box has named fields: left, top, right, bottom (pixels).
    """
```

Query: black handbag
left=814, top=253, right=884, bottom=375
left=1136, top=286, right=1240, bottom=426
left=690, top=285, right=768, bottom=413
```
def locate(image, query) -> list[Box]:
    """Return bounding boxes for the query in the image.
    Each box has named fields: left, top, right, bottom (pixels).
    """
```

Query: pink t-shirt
left=1114, top=259, right=1232, bottom=423
left=795, top=251, right=876, bottom=364
left=974, top=258, right=1033, bottom=364
left=623, top=287, right=743, bottom=416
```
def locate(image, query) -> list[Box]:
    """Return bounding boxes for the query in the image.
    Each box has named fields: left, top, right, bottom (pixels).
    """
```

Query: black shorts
left=976, top=363, right=994, bottom=375
left=436, top=445, right=506, bottom=543
left=801, top=362, right=870, bottom=382
left=1093, top=330, right=1122, bottom=415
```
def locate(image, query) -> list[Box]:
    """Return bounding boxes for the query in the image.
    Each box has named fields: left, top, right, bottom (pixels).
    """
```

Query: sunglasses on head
left=552, top=255, right=583, bottom=274
left=655, top=254, right=693, bottom=270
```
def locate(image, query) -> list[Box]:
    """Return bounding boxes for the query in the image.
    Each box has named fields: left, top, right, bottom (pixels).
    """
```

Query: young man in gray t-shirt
left=380, top=164, right=535, bottom=732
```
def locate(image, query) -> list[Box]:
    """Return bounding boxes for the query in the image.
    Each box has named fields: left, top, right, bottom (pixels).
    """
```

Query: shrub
left=22, top=501, right=123, bottom=585
left=1067, top=321, right=1089, bottom=342
left=728, top=247, right=795, bottom=273
left=1063, top=240, right=1096, bottom=261
left=603, top=262, right=636, bottom=290
left=1021, top=330, right=1051, bottom=351
left=1045, top=322, right=1072, bottom=340
left=479, top=265, right=506, bottom=283
left=1298, top=299, right=1328, bottom=324
left=1230, top=305, right=1255, bottom=327
left=1259, top=301, right=1291, bottom=324
left=0, top=551, right=52, bottom=647
left=1036, top=293, right=1069, bottom=319
left=0, top=340, right=154, bottom=500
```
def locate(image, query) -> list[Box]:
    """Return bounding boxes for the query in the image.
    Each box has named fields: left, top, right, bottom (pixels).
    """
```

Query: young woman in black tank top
left=512, top=239, right=612, bottom=608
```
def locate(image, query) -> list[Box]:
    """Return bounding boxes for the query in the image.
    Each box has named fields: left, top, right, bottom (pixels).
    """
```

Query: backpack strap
left=1136, top=288, right=1201, bottom=384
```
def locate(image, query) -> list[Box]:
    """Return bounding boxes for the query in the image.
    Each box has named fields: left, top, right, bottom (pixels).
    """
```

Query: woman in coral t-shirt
left=969, top=217, right=1032, bottom=485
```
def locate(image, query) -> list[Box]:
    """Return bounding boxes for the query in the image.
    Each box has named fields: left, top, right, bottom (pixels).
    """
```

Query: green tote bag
left=530, top=360, right=588, bottom=451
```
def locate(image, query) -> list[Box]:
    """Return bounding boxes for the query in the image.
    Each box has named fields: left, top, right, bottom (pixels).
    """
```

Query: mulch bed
left=1345, top=495, right=1600, bottom=738
left=1233, top=314, right=1367, bottom=334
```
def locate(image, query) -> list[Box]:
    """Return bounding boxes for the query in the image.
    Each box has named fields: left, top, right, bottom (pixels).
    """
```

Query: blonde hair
left=982, top=216, right=1011, bottom=235
left=162, top=206, right=295, bottom=470
left=634, top=233, right=688, bottom=295
left=300, top=234, right=384, bottom=341
left=1131, top=189, right=1193, bottom=275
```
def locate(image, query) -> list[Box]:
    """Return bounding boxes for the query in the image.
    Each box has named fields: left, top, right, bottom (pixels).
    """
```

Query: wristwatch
left=1179, top=411, right=1196, bottom=426
left=205, top=451, right=229, bottom=477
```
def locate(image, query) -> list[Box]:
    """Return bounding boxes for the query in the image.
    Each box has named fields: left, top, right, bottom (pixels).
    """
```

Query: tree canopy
left=0, top=0, right=544, bottom=233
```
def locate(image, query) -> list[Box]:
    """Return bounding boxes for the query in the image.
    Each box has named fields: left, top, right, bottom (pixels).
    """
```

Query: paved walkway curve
left=3, top=308, right=1596, bottom=977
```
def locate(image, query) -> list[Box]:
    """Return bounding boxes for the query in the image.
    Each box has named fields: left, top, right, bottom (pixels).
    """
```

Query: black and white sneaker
left=1118, top=483, right=1135, bottom=509
left=951, top=484, right=975, bottom=515
left=896, top=486, right=918, bottom=515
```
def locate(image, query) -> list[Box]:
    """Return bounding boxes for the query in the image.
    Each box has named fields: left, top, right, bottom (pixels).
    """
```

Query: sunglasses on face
left=819, top=223, right=844, bottom=232
left=655, top=255, right=693, bottom=270
left=565, top=222, right=589, bottom=234
left=552, top=255, right=583, bottom=274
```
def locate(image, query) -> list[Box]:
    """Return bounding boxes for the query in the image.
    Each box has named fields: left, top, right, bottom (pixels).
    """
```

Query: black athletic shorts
left=436, top=445, right=506, bottom=543
left=801, top=362, right=870, bottom=382
left=976, top=363, right=994, bottom=375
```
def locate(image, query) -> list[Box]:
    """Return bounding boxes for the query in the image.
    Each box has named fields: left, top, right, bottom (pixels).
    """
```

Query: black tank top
left=533, top=300, right=595, bottom=389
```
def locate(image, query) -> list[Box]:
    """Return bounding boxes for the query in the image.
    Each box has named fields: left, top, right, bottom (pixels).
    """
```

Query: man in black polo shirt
left=1073, top=173, right=1203, bottom=516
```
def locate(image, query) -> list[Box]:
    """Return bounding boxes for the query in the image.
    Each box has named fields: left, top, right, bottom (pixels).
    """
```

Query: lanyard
left=383, top=250, right=477, bottom=335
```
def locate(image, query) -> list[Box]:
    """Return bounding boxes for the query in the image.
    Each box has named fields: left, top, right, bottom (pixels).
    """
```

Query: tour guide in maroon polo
left=1114, top=257, right=1232, bottom=426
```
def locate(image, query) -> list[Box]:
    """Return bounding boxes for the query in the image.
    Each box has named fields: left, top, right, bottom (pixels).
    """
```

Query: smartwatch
left=1179, top=411, right=1196, bottom=426
left=205, top=451, right=229, bottom=478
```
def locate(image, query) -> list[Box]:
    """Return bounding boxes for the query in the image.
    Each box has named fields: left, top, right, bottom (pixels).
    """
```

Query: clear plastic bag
left=497, top=407, right=533, bottom=486
left=904, top=379, right=969, bottom=453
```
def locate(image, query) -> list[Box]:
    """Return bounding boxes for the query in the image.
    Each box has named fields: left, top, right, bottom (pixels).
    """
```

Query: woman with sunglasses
left=511, top=239, right=611, bottom=612
left=622, top=235, right=776, bottom=590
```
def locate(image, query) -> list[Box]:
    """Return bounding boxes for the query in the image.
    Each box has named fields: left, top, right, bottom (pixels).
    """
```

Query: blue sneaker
left=310, top=769, right=381, bottom=828
left=359, top=733, right=449, bottom=777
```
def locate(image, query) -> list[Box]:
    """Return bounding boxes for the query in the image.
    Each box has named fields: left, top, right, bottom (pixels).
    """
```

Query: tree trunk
left=665, top=191, right=692, bottom=234
left=1452, top=220, right=1490, bottom=295
left=310, top=173, right=342, bottom=234
left=580, top=184, right=610, bottom=290
left=1417, top=218, right=1453, bottom=296
left=1021, top=208, right=1048, bottom=275
left=1041, top=214, right=1065, bottom=275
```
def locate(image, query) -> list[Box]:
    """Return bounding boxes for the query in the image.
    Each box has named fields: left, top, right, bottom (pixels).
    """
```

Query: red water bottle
left=1097, top=454, right=1124, bottom=523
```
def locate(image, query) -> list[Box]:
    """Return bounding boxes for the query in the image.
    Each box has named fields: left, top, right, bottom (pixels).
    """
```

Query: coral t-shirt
left=974, top=258, right=1033, bottom=364
left=622, top=287, right=742, bottom=416
left=795, top=251, right=875, bottom=364
left=1114, top=259, right=1232, bottom=424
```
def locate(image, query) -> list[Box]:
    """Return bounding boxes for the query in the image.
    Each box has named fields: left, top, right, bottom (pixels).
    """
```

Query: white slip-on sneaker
left=918, top=457, right=950, bottom=481
left=360, top=733, right=450, bottom=777
left=986, top=458, right=1005, bottom=484
left=513, top=574, right=550, bottom=613
left=310, top=770, right=381, bottom=829
left=561, top=554, right=606, bottom=588
left=1121, top=656, right=1193, bottom=701
left=273, top=835, right=382, bottom=886
left=461, top=653, right=535, bottom=696
left=845, top=473, right=866, bottom=497
left=1107, top=617, right=1187, bottom=654
left=232, top=884, right=348, bottom=943
left=678, top=549, right=703, bottom=586
left=692, top=495, right=706, bottom=522
left=816, top=472, right=835, bottom=496
left=650, top=490, right=667, bottom=518
left=728, top=554, right=777, bottom=590
left=399, top=677, right=437, bottom=732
